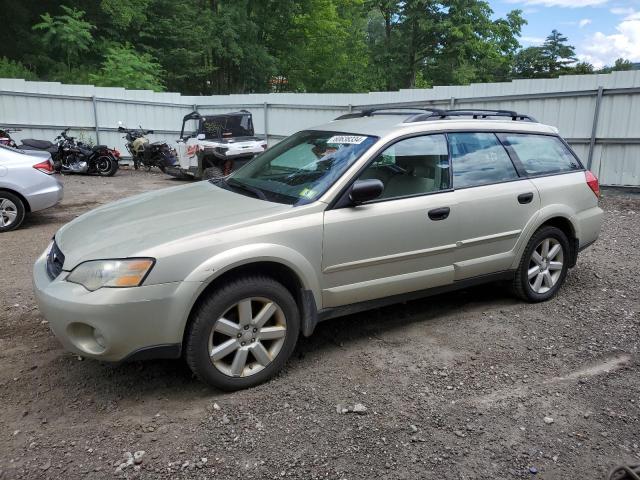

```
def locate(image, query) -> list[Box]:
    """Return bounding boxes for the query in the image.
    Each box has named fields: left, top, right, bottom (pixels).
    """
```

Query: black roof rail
left=335, top=107, right=445, bottom=120
left=406, top=109, right=538, bottom=123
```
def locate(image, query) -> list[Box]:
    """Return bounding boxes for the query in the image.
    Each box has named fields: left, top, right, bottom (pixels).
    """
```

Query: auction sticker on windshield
left=327, top=135, right=368, bottom=145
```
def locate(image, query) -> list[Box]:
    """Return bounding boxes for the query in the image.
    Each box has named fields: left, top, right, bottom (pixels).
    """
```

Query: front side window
left=357, top=134, right=450, bottom=200
left=449, top=132, right=518, bottom=188
left=226, top=130, right=377, bottom=205
left=499, top=133, right=581, bottom=176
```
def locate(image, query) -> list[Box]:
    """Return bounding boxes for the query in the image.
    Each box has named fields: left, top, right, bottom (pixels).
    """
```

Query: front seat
left=383, top=155, right=436, bottom=198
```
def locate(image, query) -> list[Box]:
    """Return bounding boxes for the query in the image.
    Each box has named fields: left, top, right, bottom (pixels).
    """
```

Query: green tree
left=599, top=58, right=634, bottom=73
left=512, top=47, right=545, bottom=78
left=426, top=0, right=525, bottom=86
left=541, top=29, right=576, bottom=75
left=574, top=61, right=594, bottom=74
left=32, top=5, right=95, bottom=73
left=0, top=57, right=37, bottom=80
left=88, top=44, right=164, bottom=91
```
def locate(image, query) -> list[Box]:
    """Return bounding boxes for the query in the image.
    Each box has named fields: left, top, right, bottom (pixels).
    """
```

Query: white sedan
left=0, top=145, right=63, bottom=232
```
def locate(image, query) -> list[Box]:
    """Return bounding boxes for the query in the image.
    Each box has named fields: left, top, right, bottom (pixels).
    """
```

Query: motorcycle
left=0, top=128, right=20, bottom=148
left=118, top=123, right=177, bottom=172
left=19, top=128, right=119, bottom=176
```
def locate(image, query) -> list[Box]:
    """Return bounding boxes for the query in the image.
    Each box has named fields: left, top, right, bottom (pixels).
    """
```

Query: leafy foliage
left=0, top=57, right=37, bottom=80
left=32, top=5, right=95, bottom=73
left=89, top=45, right=164, bottom=91
left=0, top=1, right=636, bottom=93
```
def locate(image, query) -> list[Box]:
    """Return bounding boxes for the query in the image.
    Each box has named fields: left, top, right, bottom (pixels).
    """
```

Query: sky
left=491, top=0, right=640, bottom=68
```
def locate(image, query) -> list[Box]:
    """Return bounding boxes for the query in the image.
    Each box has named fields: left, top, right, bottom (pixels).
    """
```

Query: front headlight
left=66, top=258, right=155, bottom=291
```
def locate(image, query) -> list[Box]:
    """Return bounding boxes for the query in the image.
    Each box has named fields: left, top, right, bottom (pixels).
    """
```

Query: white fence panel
left=1, top=71, right=640, bottom=185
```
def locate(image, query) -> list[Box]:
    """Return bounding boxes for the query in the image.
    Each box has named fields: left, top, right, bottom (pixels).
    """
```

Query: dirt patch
left=0, top=171, right=638, bottom=479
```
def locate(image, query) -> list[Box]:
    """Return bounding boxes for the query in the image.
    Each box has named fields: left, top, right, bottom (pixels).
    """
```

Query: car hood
left=56, top=181, right=289, bottom=269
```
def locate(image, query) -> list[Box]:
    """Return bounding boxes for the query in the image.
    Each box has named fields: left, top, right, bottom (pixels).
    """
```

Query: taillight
left=112, top=149, right=121, bottom=158
left=585, top=170, right=600, bottom=198
left=33, top=159, right=54, bottom=174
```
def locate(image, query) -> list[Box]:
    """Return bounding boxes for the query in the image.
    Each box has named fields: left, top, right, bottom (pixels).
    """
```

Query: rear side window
left=449, top=132, right=518, bottom=188
left=499, top=134, right=581, bottom=175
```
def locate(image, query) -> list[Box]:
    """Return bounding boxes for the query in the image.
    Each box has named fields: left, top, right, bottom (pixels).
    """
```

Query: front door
left=321, top=134, right=460, bottom=308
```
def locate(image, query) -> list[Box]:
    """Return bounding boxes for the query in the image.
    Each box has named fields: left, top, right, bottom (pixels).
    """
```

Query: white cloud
left=579, top=18, right=592, bottom=27
left=507, top=0, right=608, bottom=7
left=578, top=18, right=640, bottom=68
left=521, top=36, right=545, bottom=45
left=610, top=7, right=634, bottom=16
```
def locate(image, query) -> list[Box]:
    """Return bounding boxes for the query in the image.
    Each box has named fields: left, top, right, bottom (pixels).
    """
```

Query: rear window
left=499, top=134, right=581, bottom=176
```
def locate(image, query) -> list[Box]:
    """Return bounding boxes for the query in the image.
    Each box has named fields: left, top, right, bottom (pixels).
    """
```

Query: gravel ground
left=0, top=170, right=638, bottom=480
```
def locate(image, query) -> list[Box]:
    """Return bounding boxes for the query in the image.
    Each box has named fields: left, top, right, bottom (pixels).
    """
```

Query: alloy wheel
left=528, top=237, right=564, bottom=294
left=0, top=198, right=18, bottom=227
left=208, top=297, right=287, bottom=378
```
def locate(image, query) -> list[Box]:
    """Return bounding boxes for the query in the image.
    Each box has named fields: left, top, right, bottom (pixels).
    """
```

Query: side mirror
left=349, top=179, right=384, bottom=205
left=197, top=133, right=205, bottom=140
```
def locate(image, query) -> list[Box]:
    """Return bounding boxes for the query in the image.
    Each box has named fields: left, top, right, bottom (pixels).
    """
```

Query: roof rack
left=335, top=107, right=445, bottom=120
left=406, top=109, right=538, bottom=123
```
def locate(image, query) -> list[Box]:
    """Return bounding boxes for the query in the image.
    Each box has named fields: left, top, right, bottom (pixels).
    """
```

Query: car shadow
left=60, top=281, right=517, bottom=398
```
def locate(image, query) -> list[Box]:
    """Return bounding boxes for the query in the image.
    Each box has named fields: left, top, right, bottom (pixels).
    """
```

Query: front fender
left=184, top=243, right=321, bottom=308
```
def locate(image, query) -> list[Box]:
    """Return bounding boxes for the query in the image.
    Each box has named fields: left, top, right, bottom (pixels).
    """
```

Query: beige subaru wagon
left=33, top=108, right=603, bottom=390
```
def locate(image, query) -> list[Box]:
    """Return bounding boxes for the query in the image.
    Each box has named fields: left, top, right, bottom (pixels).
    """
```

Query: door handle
left=518, top=192, right=534, bottom=204
left=428, top=207, right=450, bottom=221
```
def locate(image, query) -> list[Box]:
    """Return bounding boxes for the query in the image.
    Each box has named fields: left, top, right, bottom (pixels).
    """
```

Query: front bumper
left=33, top=248, right=202, bottom=362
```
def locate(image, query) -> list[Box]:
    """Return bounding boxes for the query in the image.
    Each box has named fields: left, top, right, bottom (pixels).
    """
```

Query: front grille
left=46, top=241, right=65, bottom=280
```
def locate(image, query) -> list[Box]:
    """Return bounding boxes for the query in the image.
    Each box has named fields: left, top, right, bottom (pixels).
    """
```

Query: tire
left=203, top=166, right=223, bottom=180
left=0, top=191, right=26, bottom=232
left=96, top=156, right=118, bottom=177
left=185, top=276, right=300, bottom=390
left=512, top=226, right=570, bottom=302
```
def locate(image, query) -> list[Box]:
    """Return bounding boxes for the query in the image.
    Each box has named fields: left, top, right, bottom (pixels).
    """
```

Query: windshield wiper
left=225, top=178, right=268, bottom=201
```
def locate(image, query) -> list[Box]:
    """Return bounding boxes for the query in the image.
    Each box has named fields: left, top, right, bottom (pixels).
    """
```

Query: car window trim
left=448, top=131, right=523, bottom=190
left=496, top=132, right=586, bottom=178
left=329, top=131, right=453, bottom=209
left=326, top=129, right=585, bottom=210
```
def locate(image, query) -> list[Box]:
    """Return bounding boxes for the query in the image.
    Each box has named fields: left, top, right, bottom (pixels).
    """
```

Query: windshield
left=221, top=130, right=377, bottom=205
left=201, top=114, right=254, bottom=139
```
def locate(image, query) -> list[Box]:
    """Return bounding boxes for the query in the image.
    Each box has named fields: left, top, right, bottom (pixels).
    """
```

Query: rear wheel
left=96, top=156, right=118, bottom=177
left=512, top=226, right=570, bottom=302
left=185, top=276, right=299, bottom=390
left=0, top=192, right=26, bottom=232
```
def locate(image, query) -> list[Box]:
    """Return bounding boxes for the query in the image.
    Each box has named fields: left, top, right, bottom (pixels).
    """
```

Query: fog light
left=94, top=329, right=106, bottom=349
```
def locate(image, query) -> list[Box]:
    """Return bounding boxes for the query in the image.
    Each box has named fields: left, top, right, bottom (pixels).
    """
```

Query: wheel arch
left=514, top=208, right=579, bottom=270
left=0, top=187, right=30, bottom=212
left=181, top=249, right=321, bottom=348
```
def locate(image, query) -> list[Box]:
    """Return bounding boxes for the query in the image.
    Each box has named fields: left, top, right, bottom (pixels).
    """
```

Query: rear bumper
left=33, top=248, right=201, bottom=362
left=27, top=176, right=63, bottom=212
left=574, top=206, right=603, bottom=249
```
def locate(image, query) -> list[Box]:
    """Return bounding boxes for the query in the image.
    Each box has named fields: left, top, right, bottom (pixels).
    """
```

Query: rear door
left=447, top=132, right=541, bottom=280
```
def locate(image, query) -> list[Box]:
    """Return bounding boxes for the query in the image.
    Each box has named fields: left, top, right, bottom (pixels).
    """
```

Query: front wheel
left=512, top=226, right=570, bottom=302
left=185, top=276, right=300, bottom=390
